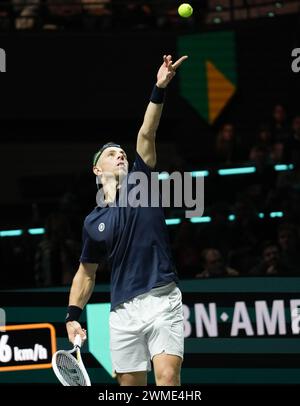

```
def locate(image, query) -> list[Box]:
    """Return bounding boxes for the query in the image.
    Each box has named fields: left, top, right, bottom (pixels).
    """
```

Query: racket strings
left=56, top=352, right=87, bottom=386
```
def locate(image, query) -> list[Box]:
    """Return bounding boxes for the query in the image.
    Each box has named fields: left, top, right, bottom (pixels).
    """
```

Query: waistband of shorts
left=134, top=282, right=177, bottom=300
left=151, top=281, right=176, bottom=293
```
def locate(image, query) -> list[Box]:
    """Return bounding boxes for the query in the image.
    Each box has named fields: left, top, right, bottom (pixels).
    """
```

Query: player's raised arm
left=136, top=54, right=188, bottom=168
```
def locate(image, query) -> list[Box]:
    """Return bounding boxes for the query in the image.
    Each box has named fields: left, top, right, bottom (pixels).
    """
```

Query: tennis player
left=65, top=54, right=188, bottom=386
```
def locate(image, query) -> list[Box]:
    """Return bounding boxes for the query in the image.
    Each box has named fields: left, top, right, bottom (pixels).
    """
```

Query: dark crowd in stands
left=1, top=102, right=300, bottom=288
left=0, top=0, right=204, bottom=32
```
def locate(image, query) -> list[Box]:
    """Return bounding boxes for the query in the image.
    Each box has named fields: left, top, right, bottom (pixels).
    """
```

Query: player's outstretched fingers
left=172, top=55, right=188, bottom=70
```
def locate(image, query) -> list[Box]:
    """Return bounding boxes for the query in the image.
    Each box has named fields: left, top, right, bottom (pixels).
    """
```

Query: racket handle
left=74, top=334, right=82, bottom=348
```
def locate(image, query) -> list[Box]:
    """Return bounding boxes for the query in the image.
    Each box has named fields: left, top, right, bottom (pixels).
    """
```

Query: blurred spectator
left=13, top=0, right=40, bottom=30
left=58, top=190, right=82, bottom=237
left=198, top=202, right=231, bottom=257
left=269, top=104, right=289, bottom=142
left=228, top=198, right=262, bottom=273
left=0, top=0, right=12, bottom=30
left=196, top=248, right=239, bottom=278
left=246, top=145, right=277, bottom=210
left=214, top=123, right=243, bottom=165
left=81, top=0, right=111, bottom=31
left=249, top=241, right=292, bottom=276
left=173, top=220, right=200, bottom=278
left=34, top=211, right=81, bottom=286
left=43, top=0, right=82, bottom=30
left=249, top=241, right=279, bottom=276
left=248, top=145, right=268, bottom=171
left=276, top=152, right=300, bottom=222
left=269, top=159, right=300, bottom=224
left=268, top=141, right=285, bottom=165
left=115, top=1, right=155, bottom=30
left=254, top=125, right=273, bottom=151
left=277, top=223, right=300, bottom=275
left=286, top=115, right=300, bottom=165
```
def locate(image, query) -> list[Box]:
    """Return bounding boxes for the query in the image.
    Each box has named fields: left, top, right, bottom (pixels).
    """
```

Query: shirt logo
left=98, top=223, right=105, bottom=232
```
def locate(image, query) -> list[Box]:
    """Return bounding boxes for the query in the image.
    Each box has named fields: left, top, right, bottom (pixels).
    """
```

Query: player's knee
left=156, top=367, right=180, bottom=386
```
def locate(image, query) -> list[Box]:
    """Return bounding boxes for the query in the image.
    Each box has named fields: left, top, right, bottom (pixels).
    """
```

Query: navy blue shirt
left=80, top=153, right=178, bottom=310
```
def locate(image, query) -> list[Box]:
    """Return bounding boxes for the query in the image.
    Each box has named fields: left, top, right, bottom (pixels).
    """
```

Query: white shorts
left=109, top=282, right=184, bottom=373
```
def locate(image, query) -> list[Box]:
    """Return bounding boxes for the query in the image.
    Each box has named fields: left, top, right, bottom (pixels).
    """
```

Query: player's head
left=93, top=142, right=128, bottom=183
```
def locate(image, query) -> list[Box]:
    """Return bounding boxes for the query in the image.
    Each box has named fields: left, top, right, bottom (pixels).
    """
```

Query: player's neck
left=102, top=178, right=120, bottom=204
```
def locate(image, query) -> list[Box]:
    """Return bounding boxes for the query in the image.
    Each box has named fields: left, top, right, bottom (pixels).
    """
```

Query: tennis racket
left=52, top=334, right=91, bottom=386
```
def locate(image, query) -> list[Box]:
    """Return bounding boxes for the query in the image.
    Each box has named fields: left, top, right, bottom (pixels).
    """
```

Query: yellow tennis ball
left=178, top=3, right=193, bottom=18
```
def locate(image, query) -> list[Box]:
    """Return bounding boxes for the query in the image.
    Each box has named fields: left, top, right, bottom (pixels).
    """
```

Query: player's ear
left=93, top=166, right=102, bottom=176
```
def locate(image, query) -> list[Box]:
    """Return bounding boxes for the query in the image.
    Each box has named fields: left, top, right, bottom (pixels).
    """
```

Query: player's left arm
left=136, top=54, right=188, bottom=168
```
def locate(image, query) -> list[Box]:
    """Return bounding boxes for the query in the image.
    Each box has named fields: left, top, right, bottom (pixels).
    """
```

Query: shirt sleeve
left=79, top=226, right=106, bottom=264
left=131, top=152, right=155, bottom=176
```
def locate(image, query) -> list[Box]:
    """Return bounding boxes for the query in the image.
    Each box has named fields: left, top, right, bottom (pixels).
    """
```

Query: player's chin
left=116, top=167, right=128, bottom=176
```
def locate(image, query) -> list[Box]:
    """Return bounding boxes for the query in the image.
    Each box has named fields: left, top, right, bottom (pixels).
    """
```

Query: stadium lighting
left=0, top=229, right=23, bottom=237
left=165, top=218, right=181, bottom=225
left=270, top=211, right=283, bottom=218
left=28, top=228, right=46, bottom=235
left=191, top=170, right=209, bottom=177
left=274, top=164, right=294, bottom=171
left=218, top=167, right=256, bottom=175
left=189, top=216, right=211, bottom=223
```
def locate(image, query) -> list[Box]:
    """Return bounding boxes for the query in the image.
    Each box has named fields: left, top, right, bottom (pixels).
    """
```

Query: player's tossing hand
left=156, top=54, right=188, bottom=88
